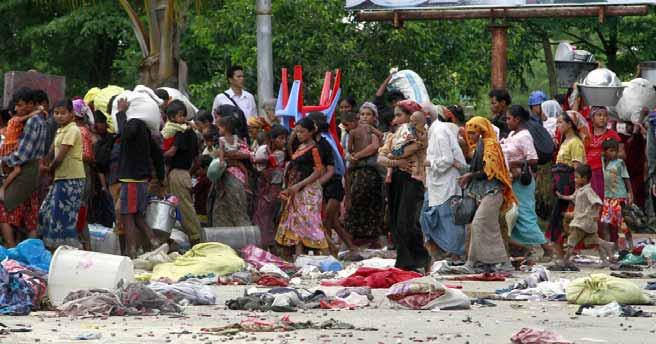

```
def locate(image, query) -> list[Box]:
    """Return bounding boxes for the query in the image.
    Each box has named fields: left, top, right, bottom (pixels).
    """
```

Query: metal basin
left=579, top=85, right=625, bottom=107
left=555, top=61, right=597, bottom=88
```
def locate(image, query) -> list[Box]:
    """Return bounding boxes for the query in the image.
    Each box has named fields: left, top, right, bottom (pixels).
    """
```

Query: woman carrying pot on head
left=501, top=105, right=552, bottom=264
left=547, top=111, right=588, bottom=254
left=459, top=116, right=515, bottom=272
left=378, top=100, right=429, bottom=272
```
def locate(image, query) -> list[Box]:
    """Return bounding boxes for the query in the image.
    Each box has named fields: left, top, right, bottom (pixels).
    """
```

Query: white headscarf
left=541, top=100, right=562, bottom=138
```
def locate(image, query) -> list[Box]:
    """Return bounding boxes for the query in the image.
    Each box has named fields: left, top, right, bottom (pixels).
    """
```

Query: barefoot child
left=557, top=163, right=614, bottom=267
left=0, top=105, right=42, bottom=200
left=600, top=138, right=634, bottom=250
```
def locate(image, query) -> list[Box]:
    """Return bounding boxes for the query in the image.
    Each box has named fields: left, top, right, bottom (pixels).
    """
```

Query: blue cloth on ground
left=0, top=264, right=34, bottom=315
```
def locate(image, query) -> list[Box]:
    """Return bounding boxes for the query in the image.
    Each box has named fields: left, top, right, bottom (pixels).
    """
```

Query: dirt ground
left=1, top=266, right=655, bottom=344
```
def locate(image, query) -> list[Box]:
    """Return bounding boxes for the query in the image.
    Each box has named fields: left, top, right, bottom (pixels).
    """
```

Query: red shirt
left=585, top=129, right=621, bottom=170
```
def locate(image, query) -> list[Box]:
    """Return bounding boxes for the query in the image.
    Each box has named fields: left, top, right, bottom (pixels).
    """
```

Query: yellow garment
left=161, top=121, right=188, bottom=139
left=54, top=122, right=85, bottom=180
left=465, top=116, right=516, bottom=211
left=94, top=85, right=125, bottom=134
left=151, top=242, right=245, bottom=281
left=84, top=87, right=101, bottom=105
left=556, top=137, right=586, bottom=167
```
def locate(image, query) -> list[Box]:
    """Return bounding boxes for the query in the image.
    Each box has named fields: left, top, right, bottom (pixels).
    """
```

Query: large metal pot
left=555, top=61, right=597, bottom=88
left=578, top=85, right=625, bottom=107
left=145, top=200, right=177, bottom=236
left=200, top=226, right=261, bottom=250
left=639, top=61, right=656, bottom=84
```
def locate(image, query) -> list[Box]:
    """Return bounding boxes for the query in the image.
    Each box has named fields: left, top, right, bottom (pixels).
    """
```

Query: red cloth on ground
left=241, top=245, right=296, bottom=271
left=257, top=275, right=289, bottom=287
left=320, top=267, right=422, bottom=289
left=511, top=328, right=573, bottom=344
left=319, top=299, right=357, bottom=310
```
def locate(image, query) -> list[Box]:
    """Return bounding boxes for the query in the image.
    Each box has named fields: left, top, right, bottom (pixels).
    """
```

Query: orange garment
left=0, top=117, right=25, bottom=157
left=465, top=116, right=516, bottom=211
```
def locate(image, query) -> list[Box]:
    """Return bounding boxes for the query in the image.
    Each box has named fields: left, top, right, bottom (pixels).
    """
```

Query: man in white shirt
left=212, top=65, right=258, bottom=119
left=420, top=114, right=468, bottom=265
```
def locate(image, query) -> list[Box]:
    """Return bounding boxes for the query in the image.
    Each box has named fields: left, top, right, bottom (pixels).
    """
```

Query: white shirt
left=212, top=88, right=258, bottom=119
left=425, top=121, right=467, bottom=207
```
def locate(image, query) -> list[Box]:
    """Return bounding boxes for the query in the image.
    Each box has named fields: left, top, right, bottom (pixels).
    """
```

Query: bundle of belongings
left=565, top=273, right=652, bottom=305
left=0, top=259, right=48, bottom=315
left=226, top=287, right=373, bottom=312
left=386, top=276, right=470, bottom=310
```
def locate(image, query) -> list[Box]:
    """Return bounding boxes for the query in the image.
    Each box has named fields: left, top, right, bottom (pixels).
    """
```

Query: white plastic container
left=47, top=247, right=134, bottom=306
left=89, top=224, right=121, bottom=256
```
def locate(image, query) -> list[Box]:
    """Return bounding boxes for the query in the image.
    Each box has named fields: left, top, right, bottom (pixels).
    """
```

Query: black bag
left=526, top=121, right=555, bottom=165
left=447, top=190, right=477, bottom=226
left=520, top=161, right=532, bottom=186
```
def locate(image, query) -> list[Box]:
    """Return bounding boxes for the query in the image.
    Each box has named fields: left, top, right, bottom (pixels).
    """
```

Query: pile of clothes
left=57, top=278, right=218, bottom=317
left=386, top=276, right=470, bottom=310
left=0, top=259, right=48, bottom=315
left=226, top=286, right=372, bottom=312
left=321, top=267, right=421, bottom=288
left=494, top=266, right=568, bottom=301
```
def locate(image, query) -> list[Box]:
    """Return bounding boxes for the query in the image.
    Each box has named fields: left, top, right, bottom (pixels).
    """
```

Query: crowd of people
left=0, top=66, right=653, bottom=274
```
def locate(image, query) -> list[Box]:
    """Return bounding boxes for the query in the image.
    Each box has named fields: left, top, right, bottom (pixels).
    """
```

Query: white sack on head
left=158, top=87, right=198, bottom=120
left=134, top=85, right=164, bottom=107
left=615, top=78, right=656, bottom=123
left=388, top=70, right=430, bottom=104
left=110, top=90, right=161, bottom=133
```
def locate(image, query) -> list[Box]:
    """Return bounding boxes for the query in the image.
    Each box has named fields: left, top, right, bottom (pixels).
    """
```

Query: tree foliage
left=3, top=0, right=656, bottom=113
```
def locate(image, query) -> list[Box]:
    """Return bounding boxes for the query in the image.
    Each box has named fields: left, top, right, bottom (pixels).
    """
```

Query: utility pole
left=256, top=0, right=273, bottom=116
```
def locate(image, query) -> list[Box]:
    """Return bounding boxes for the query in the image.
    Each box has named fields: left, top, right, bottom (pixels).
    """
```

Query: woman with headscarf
left=541, top=100, right=562, bottom=138
left=459, top=116, right=515, bottom=271
left=585, top=106, right=623, bottom=200
left=378, top=100, right=429, bottom=272
left=547, top=111, right=588, bottom=251
left=501, top=106, right=551, bottom=263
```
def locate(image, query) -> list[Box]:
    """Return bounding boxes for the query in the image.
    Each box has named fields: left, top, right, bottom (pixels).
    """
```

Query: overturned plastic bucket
left=200, top=226, right=261, bottom=250
left=47, top=246, right=134, bottom=306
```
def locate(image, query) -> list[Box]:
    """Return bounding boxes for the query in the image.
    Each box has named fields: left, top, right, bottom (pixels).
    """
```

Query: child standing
left=38, top=99, right=87, bottom=250
left=252, top=125, right=288, bottom=248
left=557, top=164, right=614, bottom=267
left=600, top=139, right=634, bottom=249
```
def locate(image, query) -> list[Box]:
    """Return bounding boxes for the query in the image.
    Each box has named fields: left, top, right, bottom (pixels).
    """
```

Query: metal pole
left=489, top=24, right=508, bottom=90
left=256, top=0, right=273, bottom=116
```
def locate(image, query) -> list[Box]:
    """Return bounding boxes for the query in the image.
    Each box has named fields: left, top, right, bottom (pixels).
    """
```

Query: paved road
left=1, top=267, right=655, bottom=344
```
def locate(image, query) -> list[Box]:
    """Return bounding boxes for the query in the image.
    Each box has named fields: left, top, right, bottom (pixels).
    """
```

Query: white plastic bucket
left=47, top=246, right=134, bottom=306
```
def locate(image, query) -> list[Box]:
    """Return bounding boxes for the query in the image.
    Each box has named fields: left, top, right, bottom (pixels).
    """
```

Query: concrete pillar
left=256, top=0, right=273, bottom=116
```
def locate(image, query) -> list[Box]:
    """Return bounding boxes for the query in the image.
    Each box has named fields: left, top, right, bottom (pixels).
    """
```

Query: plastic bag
left=386, top=276, right=470, bottom=310
left=110, top=90, right=161, bottom=133
left=505, top=202, right=519, bottom=236
left=616, top=78, right=656, bottom=123
left=388, top=70, right=430, bottom=104
left=565, top=273, right=651, bottom=305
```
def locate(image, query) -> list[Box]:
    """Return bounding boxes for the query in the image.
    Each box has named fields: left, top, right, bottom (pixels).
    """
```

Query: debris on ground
left=200, top=315, right=377, bottom=336
left=510, top=327, right=573, bottom=344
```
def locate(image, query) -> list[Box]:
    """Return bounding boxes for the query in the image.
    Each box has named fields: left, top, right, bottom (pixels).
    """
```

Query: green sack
left=151, top=242, right=245, bottom=281
left=207, top=158, right=226, bottom=182
left=566, top=273, right=651, bottom=305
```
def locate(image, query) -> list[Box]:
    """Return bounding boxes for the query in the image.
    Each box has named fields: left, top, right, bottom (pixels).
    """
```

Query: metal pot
left=578, top=85, right=625, bottom=107
left=639, top=61, right=656, bottom=85
left=200, top=226, right=261, bottom=250
left=555, top=61, right=597, bottom=88
left=584, top=68, right=621, bottom=87
left=145, top=200, right=177, bottom=236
